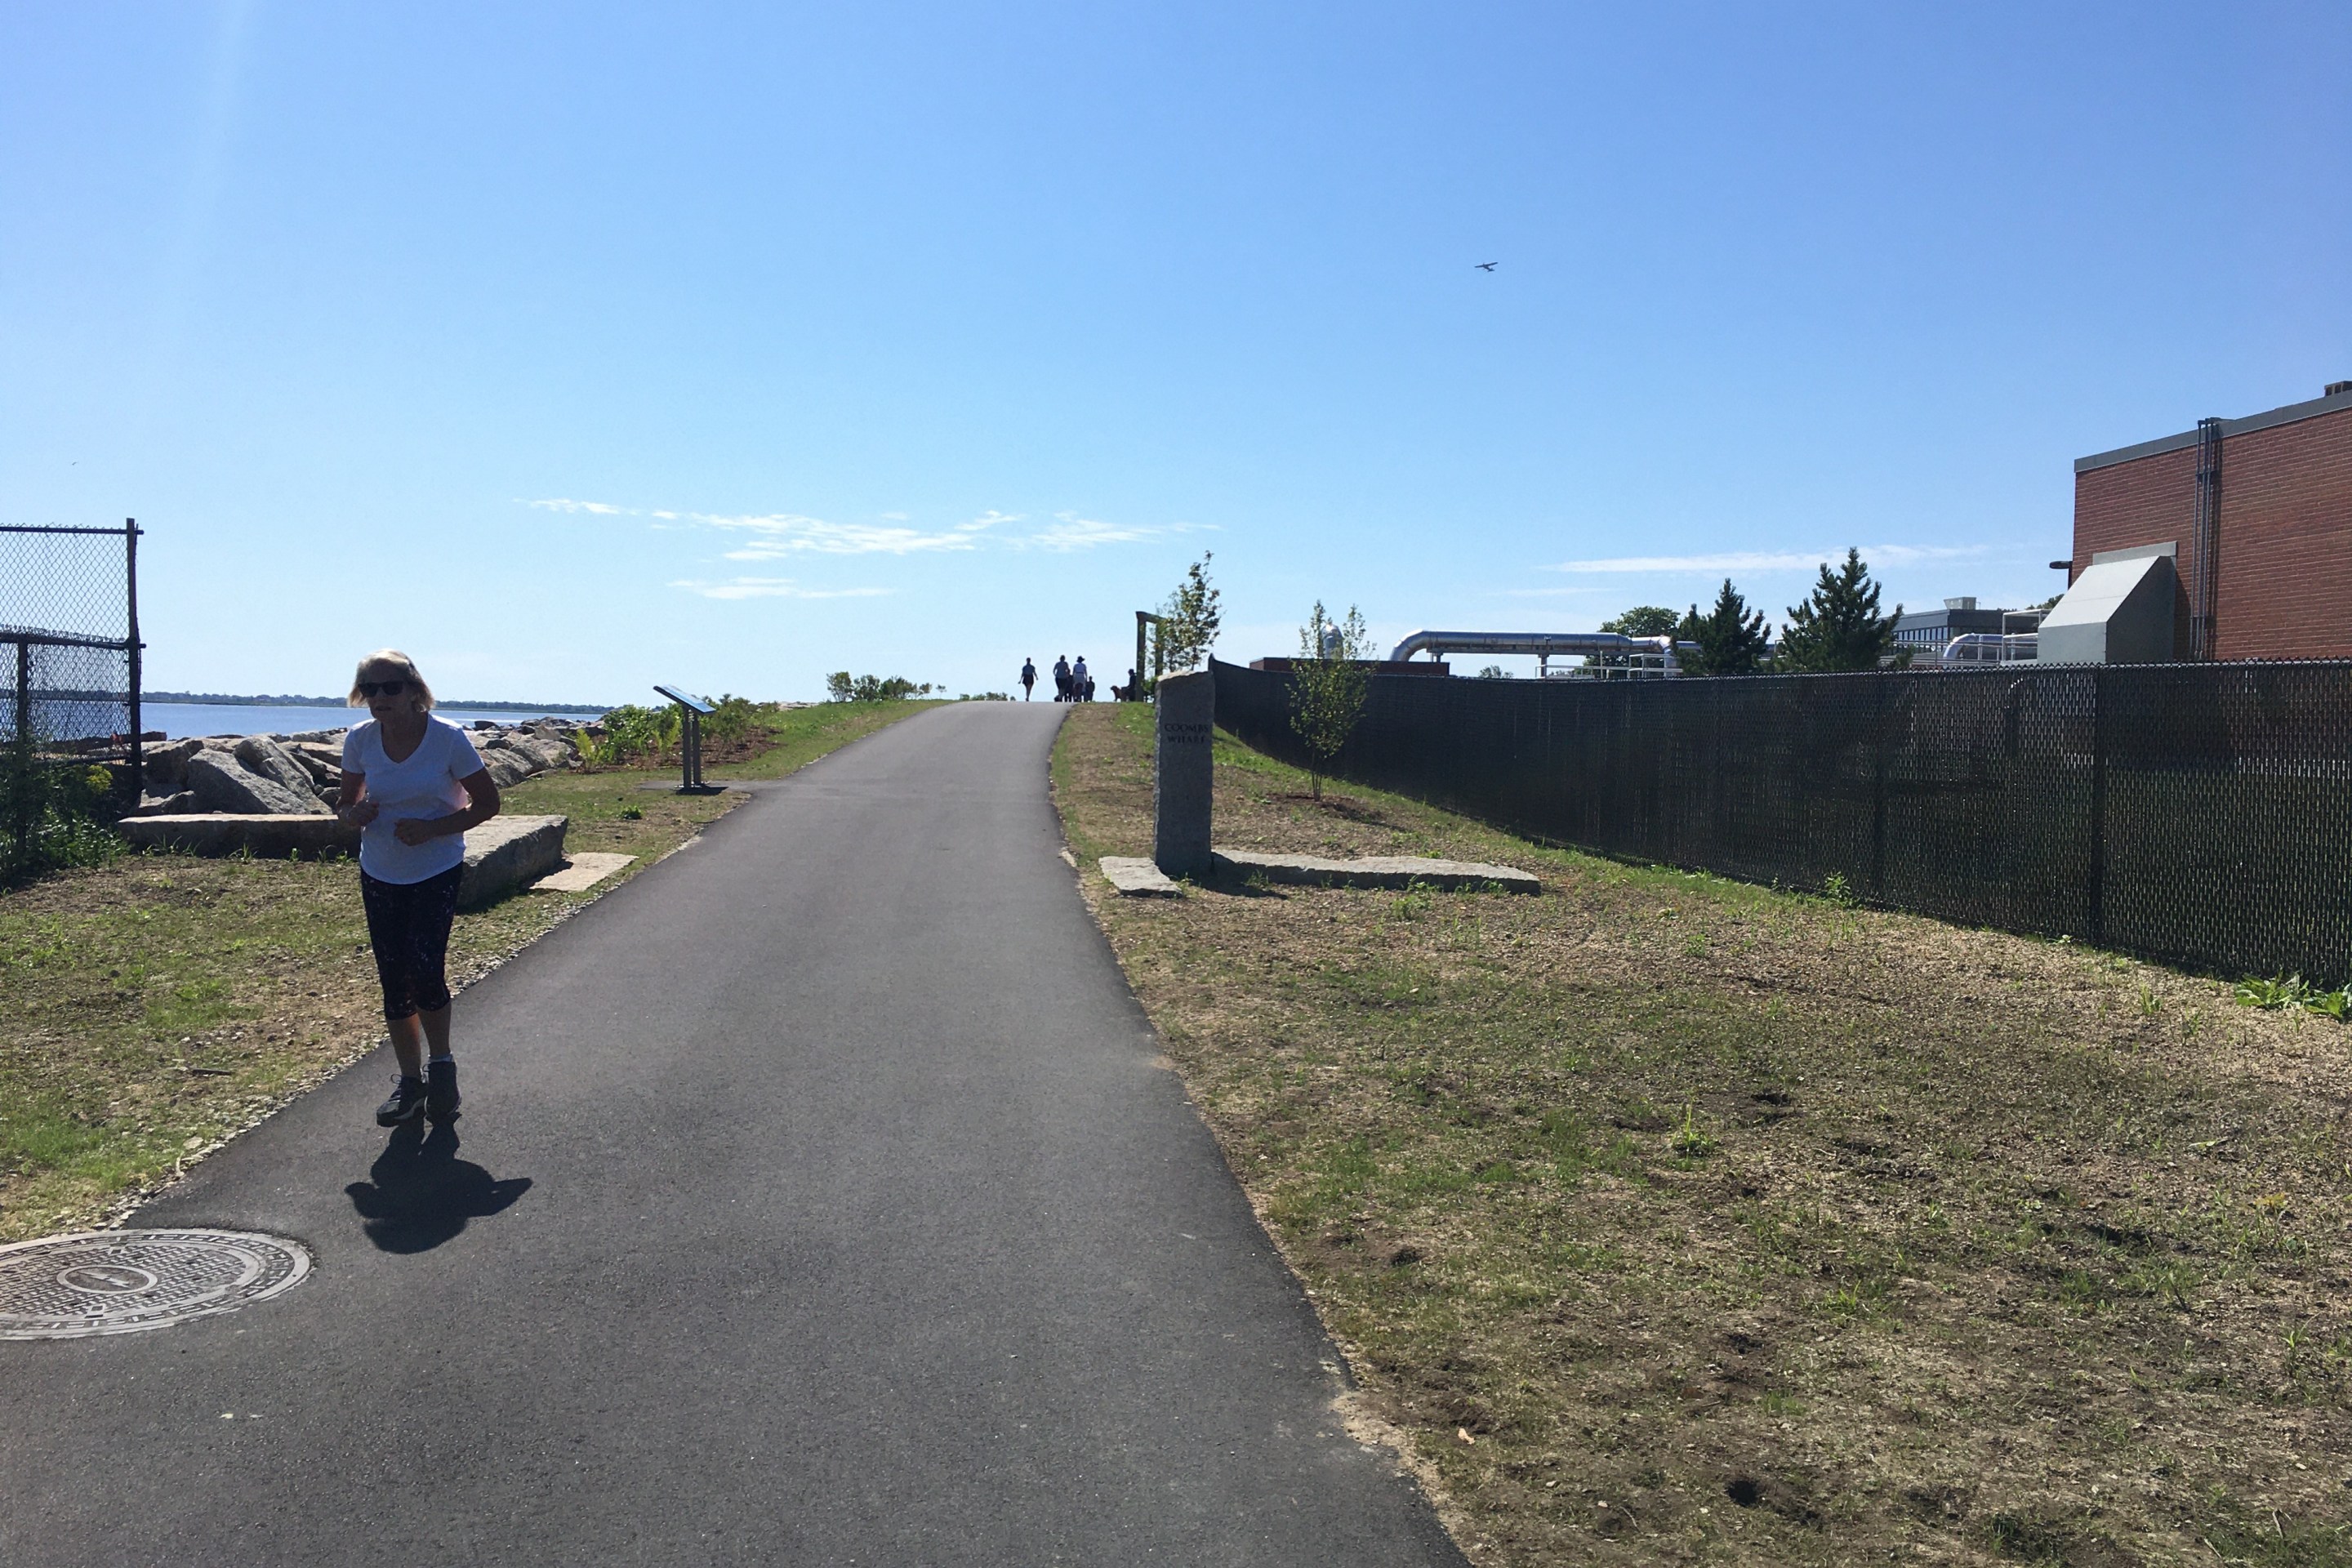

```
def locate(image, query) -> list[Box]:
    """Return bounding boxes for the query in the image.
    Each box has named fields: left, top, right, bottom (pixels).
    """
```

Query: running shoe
left=425, top=1058, right=461, bottom=1123
left=376, top=1076, right=429, bottom=1127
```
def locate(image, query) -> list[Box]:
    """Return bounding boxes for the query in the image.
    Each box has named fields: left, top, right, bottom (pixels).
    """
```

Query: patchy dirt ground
left=1054, top=702, right=2352, bottom=1568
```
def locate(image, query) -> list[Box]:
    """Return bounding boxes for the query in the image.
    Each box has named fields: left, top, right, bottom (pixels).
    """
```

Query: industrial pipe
left=1386, top=629, right=1693, bottom=675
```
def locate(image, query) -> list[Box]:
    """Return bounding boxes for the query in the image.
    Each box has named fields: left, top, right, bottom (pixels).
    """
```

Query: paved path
left=2, top=705, right=1463, bottom=1567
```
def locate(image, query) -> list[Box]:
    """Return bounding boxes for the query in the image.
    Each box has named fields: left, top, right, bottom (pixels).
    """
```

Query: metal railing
left=1213, top=656, right=2352, bottom=985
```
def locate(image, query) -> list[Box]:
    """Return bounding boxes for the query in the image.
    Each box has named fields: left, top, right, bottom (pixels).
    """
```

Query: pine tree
left=1775, top=549, right=1904, bottom=672
left=1675, top=578, right=1772, bottom=675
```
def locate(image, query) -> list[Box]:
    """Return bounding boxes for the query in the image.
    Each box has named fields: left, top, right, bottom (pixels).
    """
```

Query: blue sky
left=4, top=2, right=2346, bottom=702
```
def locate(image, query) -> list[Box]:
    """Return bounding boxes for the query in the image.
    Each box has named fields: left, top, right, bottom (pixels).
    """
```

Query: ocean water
left=138, top=703, right=604, bottom=740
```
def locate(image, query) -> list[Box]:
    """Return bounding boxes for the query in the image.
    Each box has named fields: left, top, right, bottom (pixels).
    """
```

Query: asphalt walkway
left=2, top=703, right=1463, bottom=1566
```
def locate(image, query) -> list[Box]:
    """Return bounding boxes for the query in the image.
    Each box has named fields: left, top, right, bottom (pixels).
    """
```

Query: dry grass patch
left=0, top=701, right=933, bottom=1241
left=1054, top=702, right=2352, bottom=1568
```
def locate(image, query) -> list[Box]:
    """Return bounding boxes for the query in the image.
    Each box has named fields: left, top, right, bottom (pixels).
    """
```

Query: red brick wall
left=2072, top=404, right=2352, bottom=660
left=2073, top=443, right=2197, bottom=654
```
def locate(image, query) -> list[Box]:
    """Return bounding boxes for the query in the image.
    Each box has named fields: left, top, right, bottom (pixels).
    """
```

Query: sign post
left=653, top=685, right=720, bottom=795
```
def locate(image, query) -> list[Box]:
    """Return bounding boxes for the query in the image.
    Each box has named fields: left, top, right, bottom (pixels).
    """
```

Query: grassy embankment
left=1054, top=701, right=2352, bottom=1568
left=0, top=700, right=935, bottom=1242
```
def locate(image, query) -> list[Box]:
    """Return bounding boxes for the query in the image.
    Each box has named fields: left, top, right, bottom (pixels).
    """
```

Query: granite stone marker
left=1153, top=670, right=1214, bottom=877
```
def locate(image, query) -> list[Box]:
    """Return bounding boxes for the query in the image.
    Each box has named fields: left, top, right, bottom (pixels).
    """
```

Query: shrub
left=825, top=673, right=934, bottom=702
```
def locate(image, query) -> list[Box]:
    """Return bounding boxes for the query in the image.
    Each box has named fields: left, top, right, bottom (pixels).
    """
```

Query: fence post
left=2087, top=668, right=2107, bottom=946
left=12, top=638, right=30, bottom=868
left=124, top=519, right=142, bottom=801
left=1871, top=676, right=1889, bottom=902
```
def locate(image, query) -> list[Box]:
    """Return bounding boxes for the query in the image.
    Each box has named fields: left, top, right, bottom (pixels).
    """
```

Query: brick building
left=2070, top=381, right=2352, bottom=661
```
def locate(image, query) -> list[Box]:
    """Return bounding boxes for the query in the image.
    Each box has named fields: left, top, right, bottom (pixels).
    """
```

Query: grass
left=1053, top=702, right=2352, bottom=1568
left=0, top=699, right=933, bottom=1242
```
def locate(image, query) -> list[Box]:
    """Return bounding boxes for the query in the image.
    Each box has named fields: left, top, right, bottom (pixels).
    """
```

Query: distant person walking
left=1053, top=655, right=1072, bottom=702
left=1072, top=656, right=1090, bottom=702
left=1020, top=658, right=1036, bottom=701
left=333, top=650, right=501, bottom=1129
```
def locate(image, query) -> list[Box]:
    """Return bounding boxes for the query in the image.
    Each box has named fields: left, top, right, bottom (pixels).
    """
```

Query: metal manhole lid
left=0, top=1229, right=311, bottom=1341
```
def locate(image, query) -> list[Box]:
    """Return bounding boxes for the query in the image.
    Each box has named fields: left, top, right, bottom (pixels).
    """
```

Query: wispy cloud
left=669, top=577, right=895, bottom=600
left=1548, top=545, right=1984, bottom=574
left=524, top=497, right=630, bottom=515
left=707, top=514, right=979, bottom=559
left=1009, top=513, right=1216, bottom=551
left=526, top=497, right=1193, bottom=557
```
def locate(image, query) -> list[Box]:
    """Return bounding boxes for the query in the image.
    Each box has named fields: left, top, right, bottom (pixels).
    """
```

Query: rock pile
left=127, top=719, right=586, bottom=817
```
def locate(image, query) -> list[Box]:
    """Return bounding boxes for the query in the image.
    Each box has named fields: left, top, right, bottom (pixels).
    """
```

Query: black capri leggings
left=359, top=865, right=464, bottom=1021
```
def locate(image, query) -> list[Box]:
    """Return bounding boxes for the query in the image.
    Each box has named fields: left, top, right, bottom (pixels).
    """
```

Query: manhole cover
left=0, top=1230, right=311, bottom=1341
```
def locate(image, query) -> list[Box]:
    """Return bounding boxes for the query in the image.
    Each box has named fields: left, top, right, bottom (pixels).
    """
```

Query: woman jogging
left=333, top=650, right=501, bottom=1128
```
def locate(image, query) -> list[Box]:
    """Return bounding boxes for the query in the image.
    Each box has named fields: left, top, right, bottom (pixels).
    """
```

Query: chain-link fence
left=2, top=523, right=142, bottom=880
left=1212, top=657, right=2352, bottom=985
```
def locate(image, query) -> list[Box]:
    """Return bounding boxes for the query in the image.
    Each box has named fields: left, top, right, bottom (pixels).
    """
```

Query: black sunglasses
left=356, top=679, right=408, bottom=697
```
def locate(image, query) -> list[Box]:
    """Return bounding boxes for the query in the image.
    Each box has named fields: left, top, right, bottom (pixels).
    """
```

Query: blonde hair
left=348, top=648, right=435, bottom=712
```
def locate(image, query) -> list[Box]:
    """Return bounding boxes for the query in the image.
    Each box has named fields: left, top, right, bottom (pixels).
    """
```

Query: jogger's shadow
left=345, top=1121, right=533, bottom=1254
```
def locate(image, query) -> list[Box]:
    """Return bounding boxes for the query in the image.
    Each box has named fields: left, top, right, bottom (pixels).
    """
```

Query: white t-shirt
left=341, top=716, right=488, bottom=884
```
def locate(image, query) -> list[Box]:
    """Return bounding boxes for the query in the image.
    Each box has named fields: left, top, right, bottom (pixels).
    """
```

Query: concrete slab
left=457, top=814, right=568, bottom=908
left=117, top=813, right=360, bottom=859
left=1100, top=855, right=1183, bottom=897
left=116, top=813, right=572, bottom=909
left=529, top=852, right=636, bottom=893
left=1214, top=849, right=1539, bottom=893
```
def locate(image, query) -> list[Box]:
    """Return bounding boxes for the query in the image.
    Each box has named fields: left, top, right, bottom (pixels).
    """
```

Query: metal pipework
left=1385, top=629, right=1693, bottom=676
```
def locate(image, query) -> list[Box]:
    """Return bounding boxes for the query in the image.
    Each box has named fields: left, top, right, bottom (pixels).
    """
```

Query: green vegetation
left=2, top=751, right=127, bottom=887
left=1054, top=702, right=2352, bottom=1567
left=1156, top=553, right=1223, bottom=675
left=0, top=697, right=931, bottom=1241
left=1674, top=577, right=1774, bottom=676
left=1775, top=546, right=1905, bottom=672
left=1597, top=605, right=1680, bottom=638
left=1288, top=600, right=1371, bottom=801
left=824, top=673, right=935, bottom=702
left=2234, top=974, right=2352, bottom=1020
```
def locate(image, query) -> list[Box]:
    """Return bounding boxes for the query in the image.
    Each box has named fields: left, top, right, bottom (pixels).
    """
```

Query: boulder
left=457, top=814, right=568, bottom=908
left=126, top=790, right=199, bottom=817
left=512, top=733, right=575, bottom=770
left=284, top=742, right=343, bottom=786
left=481, top=750, right=536, bottom=788
left=145, top=737, right=206, bottom=790
left=234, top=735, right=327, bottom=805
left=185, top=749, right=327, bottom=816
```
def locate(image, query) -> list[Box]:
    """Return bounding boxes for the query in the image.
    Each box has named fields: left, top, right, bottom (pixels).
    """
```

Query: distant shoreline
left=145, top=692, right=609, bottom=713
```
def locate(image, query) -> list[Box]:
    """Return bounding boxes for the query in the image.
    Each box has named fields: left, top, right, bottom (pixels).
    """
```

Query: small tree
left=1289, top=601, right=1370, bottom=802
left=1157, top=553, right=1223, bottom=674
left=1674, top=578, right=1773, bottom=675
left=1775, top=548, right=1904, bottom=672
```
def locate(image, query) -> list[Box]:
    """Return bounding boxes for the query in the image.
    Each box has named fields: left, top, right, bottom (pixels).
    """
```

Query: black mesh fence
left=1211, top=657, right=2352, bottom=985
left=2, top=523, right=142, bottom=879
